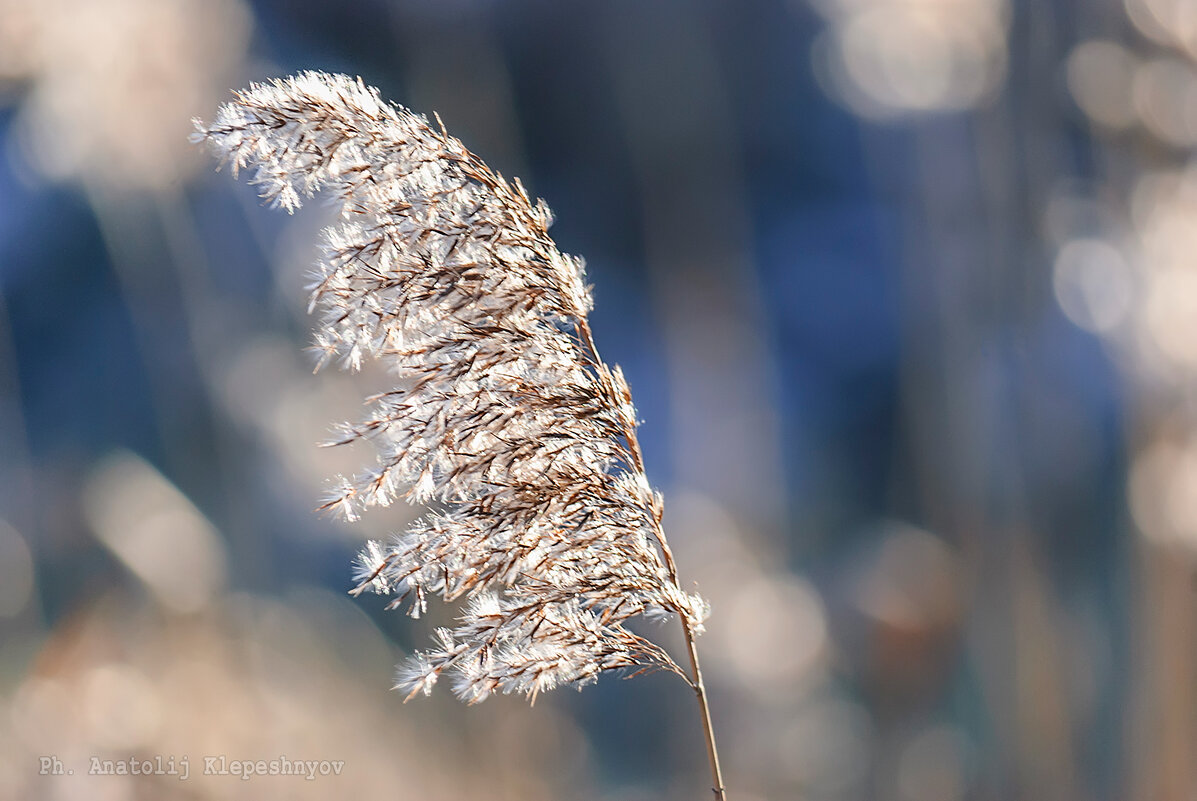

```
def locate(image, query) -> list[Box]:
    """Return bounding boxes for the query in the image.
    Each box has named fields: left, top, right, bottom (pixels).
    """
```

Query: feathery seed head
left=196, top=71, right=707, bottom=701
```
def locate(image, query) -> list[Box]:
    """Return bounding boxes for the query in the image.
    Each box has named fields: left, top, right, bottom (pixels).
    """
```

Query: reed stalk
left=195, top=71, right=727, bottom=798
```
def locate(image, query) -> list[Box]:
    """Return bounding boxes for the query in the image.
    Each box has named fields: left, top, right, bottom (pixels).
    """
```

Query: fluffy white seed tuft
left=195, top=71, right=707, bottom=701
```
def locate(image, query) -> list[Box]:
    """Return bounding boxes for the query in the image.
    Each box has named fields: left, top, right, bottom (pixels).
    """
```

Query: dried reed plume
left=194, top=71, right=727, bottom=799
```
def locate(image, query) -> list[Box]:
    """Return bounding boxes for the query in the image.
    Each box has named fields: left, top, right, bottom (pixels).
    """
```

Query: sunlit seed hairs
left=193, top=72, right=709, bottom=704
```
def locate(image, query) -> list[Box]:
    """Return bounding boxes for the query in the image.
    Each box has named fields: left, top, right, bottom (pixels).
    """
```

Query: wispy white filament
left=194, top=72, right=708, bottom=702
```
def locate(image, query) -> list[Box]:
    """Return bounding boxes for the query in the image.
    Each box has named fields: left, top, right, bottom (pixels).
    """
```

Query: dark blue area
left=2, top=186, right=158, bottom=463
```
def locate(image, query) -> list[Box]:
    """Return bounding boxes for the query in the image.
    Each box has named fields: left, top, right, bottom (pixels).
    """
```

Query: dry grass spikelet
left=194, top=71, right=709, bottom=700
left=195, top=70, right=727, bottom=799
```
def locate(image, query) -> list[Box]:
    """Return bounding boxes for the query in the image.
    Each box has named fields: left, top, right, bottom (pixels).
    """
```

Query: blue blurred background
left=1, top=1, right=1191, bottom=799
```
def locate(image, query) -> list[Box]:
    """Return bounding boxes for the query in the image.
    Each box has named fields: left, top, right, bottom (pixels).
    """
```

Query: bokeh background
left=0, top=0, right=1192, bottom=799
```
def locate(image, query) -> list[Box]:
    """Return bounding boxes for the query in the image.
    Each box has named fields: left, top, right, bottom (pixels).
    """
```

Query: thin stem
left=575, top=315, right=728, bottom=800
left=660, top=536, right=727, bottom=801
left=681, top=612, right=727, bottom=801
